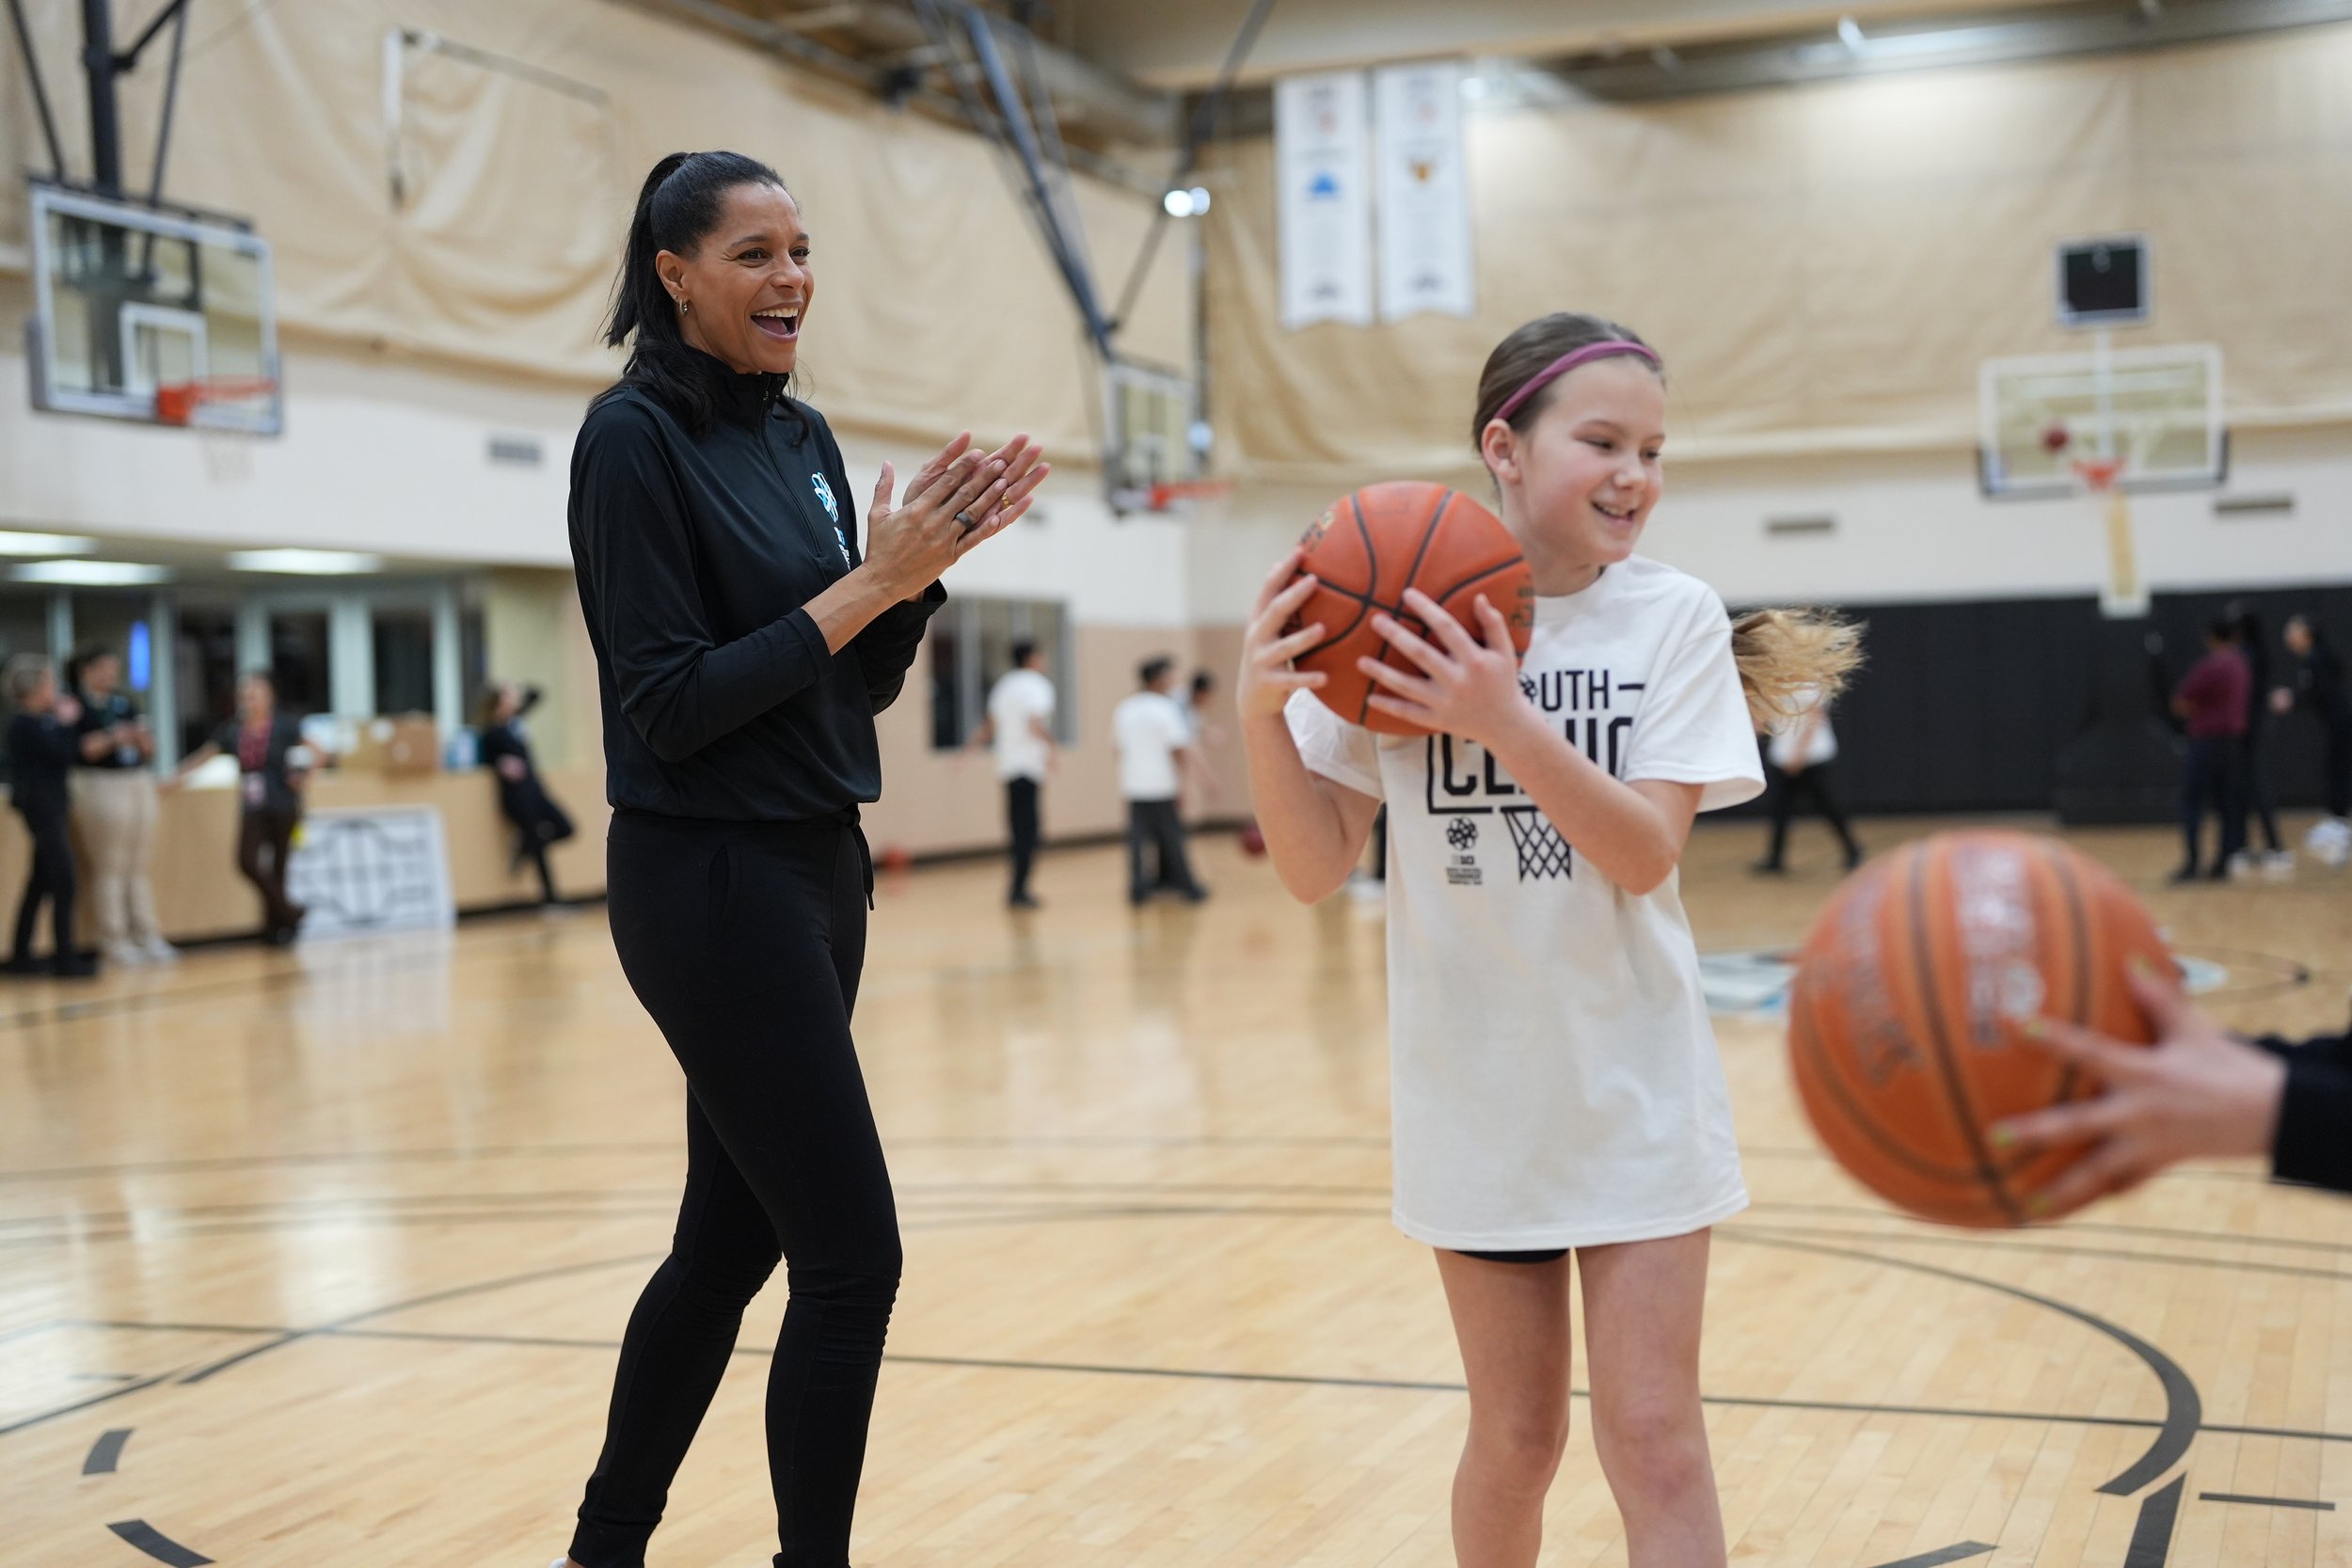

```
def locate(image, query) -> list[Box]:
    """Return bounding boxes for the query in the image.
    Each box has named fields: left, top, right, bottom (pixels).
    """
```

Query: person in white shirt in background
left=1752, top=682, right=1863, bottom=874
left=1114, top=657, right=1207, bottom=905
left=969, top=640, right=1057, bottom=909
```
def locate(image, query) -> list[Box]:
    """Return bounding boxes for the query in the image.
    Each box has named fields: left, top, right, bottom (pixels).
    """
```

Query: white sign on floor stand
left=283, top=805, right=456, bottom=941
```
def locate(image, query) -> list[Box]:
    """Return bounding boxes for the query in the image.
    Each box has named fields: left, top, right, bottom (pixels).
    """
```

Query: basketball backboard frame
left=26, top=181, right=282, bottom=434
left=1976, top=341, right=2223, bottom=501
left=1104, top=356, right=1205, bottom=515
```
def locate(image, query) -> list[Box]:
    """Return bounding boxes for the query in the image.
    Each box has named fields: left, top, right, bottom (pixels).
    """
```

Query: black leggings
left=11, top=805, right=73, bottom=962
left=572, top=812, right=898, bottom=1568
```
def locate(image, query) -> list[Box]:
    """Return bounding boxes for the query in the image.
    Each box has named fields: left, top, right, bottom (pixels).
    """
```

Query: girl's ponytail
left=1730, top=608, right=1863, bottom=730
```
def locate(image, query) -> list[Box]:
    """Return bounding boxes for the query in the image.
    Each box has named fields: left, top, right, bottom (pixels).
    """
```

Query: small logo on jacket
left=810, top=473, right=839, bottom=523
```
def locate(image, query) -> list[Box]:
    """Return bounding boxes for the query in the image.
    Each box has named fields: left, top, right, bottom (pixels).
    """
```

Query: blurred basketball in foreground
left=1291, top=482, right=1534, bottom=736
left=1786, top=831, right=2170, bottom=1227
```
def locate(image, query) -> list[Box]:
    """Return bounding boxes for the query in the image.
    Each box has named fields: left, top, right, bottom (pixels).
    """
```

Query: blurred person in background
left=2275, top=613, right=2352, bottom=865
left=2170, top=616, right=2249, bottom=884
left=69, top=645, right=173, bottom=964
left=1751, top=682, right=1863, bottom=875
left=1115, top=656, right=1207, bottom=905
left=2226, top=601, right=2289, bottom=877
left=480, top=681, right=576, bottom=907
left=172, top=672, right=310, bottom=944
left=6, top=656, right=94, bottom=977
left=968, top=640, right=1056, bottom=909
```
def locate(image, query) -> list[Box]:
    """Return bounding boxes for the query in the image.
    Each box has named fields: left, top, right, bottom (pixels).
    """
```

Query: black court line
left=1732, top=1221, right=2352, bottom=1288
left=39, top=1313, right=2352, bottom=1449
left=2123, top=1475, right=2184, bottom=1568
left=106, top=1519, right=212, bottom=1566
left=1867, top=1544, right=1994, bottom=1568
left=173, top=1251, right=665, bottom=1386
left=2199, top=1490, right=2335, bottom=1510
left=1724, top=1233, right=2200, bottom=1497
left=82, top=1427, right=131, bottom=1473
left=0, top=1370, right=179, bottom=1438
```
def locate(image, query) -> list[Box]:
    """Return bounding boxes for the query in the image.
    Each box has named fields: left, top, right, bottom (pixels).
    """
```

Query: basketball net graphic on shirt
left=1422, top=667, right=1645, bottom=881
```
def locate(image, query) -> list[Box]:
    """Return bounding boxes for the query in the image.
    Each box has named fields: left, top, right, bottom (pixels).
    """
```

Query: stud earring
left=676, top=296, right=690, bottom=315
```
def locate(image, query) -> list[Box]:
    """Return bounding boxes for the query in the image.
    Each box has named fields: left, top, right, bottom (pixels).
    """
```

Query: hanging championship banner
left=1276, top=71, right=1374, bottom=330
left=1375, top=60, right=1475, bottom=322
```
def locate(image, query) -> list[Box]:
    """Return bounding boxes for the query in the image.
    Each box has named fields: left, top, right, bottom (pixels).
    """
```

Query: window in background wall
left=927, top=595, right=1073, bottom=751
left=269, top=610, right=331, bottom=718
left=175, top=604, right=238, bottom=757
left=372, top=608, right=436, bottom=715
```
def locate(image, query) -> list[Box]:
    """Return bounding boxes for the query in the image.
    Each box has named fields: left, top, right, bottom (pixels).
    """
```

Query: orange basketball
left=1786, top=831, right=2170, bottom=1227
left=1291, top=482, right=1535, bottom=736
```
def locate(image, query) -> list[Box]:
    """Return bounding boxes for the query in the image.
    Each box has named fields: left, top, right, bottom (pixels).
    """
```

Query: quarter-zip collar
left=683, top=345, right=790, bottom=429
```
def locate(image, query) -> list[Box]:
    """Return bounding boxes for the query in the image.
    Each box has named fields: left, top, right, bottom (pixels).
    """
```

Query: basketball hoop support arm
left=66, top=0, right=192, bottom=199
left=6, top=0, right=69, bottom=180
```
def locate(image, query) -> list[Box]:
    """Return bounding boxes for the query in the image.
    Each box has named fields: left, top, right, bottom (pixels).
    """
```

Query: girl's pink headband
left=1491, top=340, right=1661, bottom=425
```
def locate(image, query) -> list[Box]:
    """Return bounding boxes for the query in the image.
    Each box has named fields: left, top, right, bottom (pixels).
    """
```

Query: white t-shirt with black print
left=1287, top=555, right=1766, bottom=1251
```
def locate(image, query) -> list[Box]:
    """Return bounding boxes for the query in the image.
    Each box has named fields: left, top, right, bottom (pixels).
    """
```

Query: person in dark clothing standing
left=2169, top=618, right=2249, bottom=883
left=2227, top=601, right=2286, bottom=873
left=553, top=150, right=1047, bottom=1568
left=171, top=672, right=310, bottom=944
left=5, top=656, right=94, bottom=977
left=1751, top=682, right=1863, bottom=875
left=2276, top=614, right=2352, bottom=858
left=479, top=681, right=575, bottom=906
left=1998, top=958, right=2352, bottom=1208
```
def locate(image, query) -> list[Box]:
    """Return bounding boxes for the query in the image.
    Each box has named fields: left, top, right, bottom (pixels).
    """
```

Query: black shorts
left=1454, top=1247, right=1568, bottom=1265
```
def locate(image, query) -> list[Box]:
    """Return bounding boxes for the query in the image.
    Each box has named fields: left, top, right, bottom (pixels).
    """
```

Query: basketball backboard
left=1104, top=357, right=1203, bottom=514
left=26, top=182, right=281, bottom=433
left=1978, top=342, right=2222, bottom=500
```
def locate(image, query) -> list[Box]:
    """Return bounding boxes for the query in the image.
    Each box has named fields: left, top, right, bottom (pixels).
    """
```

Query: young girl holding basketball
left=1238, top=313, right=1853, bottom=1567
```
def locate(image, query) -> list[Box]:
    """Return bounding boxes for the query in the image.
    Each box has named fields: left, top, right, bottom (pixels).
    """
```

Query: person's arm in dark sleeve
left=817, top=427, right=946, bottom=712
left=574, top=407, right=832, bottom=763
left=854, top=583, right=947, bottom=712
left=2270, top=1057, right=2352, bottom=1192
left=2249, top=1030, right=2352, bottom=1071
left=27, top=715, right=85, bottom=768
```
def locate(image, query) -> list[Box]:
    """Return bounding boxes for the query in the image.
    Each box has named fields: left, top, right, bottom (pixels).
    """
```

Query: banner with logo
left=1375, top=60, right=1475, bottom=322
left=1276, top=71, right=1374, bottom=330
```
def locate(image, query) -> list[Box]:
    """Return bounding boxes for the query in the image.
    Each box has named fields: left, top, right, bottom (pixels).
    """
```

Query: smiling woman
left=554, top=150, right=1049, bottom=1568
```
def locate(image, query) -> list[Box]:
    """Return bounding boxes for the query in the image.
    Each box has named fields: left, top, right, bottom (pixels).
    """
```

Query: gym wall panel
left=0, top=0, right=1190, bottom=456
left=1200, top=24, right=2352, bottom=483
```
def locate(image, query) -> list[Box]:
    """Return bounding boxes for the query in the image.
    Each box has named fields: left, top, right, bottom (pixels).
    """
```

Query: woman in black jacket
left=553, top=151, right=1046, bottom=1568
left=479, top=681, right=573, bottom=905
left=5, top=655, right=94, bottom=976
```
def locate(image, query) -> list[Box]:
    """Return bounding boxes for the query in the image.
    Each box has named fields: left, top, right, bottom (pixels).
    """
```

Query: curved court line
left=172, top=1251, right=663, bottom=1386
left=1724, top=1231, right=2199, bottom=1496
left=106, top=1520, right=212, bottom=1567
left=82, top=1426, right=132, bottom=1474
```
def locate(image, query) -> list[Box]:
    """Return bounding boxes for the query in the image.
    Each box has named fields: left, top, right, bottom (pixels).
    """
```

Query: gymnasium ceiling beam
left=612, top=0, right=1175, bottom=149
left=1064, top=0, right=2089, bottom=89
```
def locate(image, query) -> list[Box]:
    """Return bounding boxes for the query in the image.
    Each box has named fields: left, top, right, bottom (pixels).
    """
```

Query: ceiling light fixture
left=225, top=549, right=387, bottom=575
left=9, top=560, right=171, bottom=586
left=0, top=531, right=99, bottom=557
left=1838, top=15, right=1867, bottom=51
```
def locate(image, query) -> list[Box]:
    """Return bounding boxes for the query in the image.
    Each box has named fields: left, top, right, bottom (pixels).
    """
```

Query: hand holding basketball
left=1992, top=959, right=2287, bottom=1218
left=1361, top=590, right=1529, bottom=747
left=1236, top=549, right=1329, bottom=722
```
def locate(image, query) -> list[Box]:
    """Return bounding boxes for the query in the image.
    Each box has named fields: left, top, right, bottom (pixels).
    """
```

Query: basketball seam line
left=1907, top=849, right=2024, bottom=1223
left=1424, top=557, right=1525, bottom=610
left=1791, top=963, right=1988, bottom=1192
left=1356, top=489, right=1453, bottom=729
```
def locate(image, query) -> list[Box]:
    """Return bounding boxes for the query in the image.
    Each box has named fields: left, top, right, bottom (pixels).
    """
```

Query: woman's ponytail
left=597, top=150, right=791, bottom=434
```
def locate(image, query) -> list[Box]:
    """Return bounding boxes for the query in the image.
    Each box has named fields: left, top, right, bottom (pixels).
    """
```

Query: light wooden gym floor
left=3, top=815, right=2348, bottom=1568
